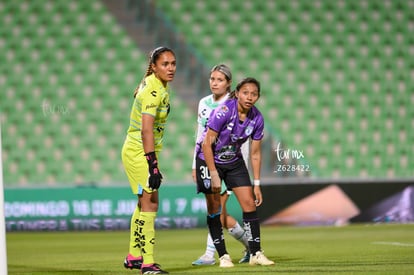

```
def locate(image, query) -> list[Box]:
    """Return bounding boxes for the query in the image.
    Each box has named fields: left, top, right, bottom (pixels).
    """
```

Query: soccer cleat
left=124, top=255, right=143, bottom=269
left=141, top=264, right=169, bottom=274
left=219, top=254, right=234, bottom=268
left=238, top=250, right=250, bottom=263
left=249, top=250, right=275, bottom=266
left=192, top=254, right=216, bottom=265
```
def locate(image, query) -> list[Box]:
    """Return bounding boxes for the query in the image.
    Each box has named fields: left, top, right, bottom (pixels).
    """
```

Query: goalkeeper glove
left=145, top=151, right=163, bottom=191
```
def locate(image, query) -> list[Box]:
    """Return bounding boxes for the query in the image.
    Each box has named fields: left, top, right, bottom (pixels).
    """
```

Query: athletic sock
left=138, top=212, right=157, bottom=264
left=243, top=211, right=261, bottom=255
left=207, top=214, right=227, bottom=257
left=128, top=205, right=142, bottom=258
left=126, top=253, right=142, bottom=260
left=228, top=222, right=249, bottom=249
left=204, top=233, right=216, bottom=258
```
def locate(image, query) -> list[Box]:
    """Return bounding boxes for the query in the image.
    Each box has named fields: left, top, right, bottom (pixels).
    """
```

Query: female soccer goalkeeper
left=121, top=46, right=176, bottom=275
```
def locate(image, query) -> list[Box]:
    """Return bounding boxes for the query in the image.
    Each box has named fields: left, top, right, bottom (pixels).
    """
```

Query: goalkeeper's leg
left=138, top=211, right=157, bottom=265
left=124, top=204, right=143, bottom=269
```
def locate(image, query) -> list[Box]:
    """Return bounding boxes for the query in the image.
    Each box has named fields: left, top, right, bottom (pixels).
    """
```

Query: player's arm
left=250, top=139, right=261, bottom=180
left=142, top=113, right=155, bottom=153
left=250, top=139, right=263, bottom=206
left=192, top=109, right=205, bottom=168
left=202, top=127, right=218, bottom=172
left=142, top=112, right=162, bottom=190
left=202, top=127, right=221, bottom=193
left=192, top=101, right=205, bottom=181
left=141, top=88, right=161, bottom=154
left=192, top=122, right=205, bottom=182
left=195, top=100, right=206, bottom=146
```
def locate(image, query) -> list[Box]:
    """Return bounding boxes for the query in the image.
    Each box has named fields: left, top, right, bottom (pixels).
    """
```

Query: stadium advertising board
left=4, top=185, right=242, bottom=231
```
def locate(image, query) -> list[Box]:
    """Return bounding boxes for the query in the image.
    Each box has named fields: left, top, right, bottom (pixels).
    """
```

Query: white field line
left=372, top=241, right=414, bottom=247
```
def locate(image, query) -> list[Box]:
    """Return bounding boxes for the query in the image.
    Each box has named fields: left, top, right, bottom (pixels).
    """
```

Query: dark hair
left=229, top=77, right=261, bottom=99
left=149, top=46, right=174, bottom=64
left=133, top=46, right=175, bottom=97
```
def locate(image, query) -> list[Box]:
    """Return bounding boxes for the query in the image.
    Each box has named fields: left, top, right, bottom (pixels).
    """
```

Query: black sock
left=243, top=211, right=261, bottom=255
left=207, top=214, right=227, bottom=257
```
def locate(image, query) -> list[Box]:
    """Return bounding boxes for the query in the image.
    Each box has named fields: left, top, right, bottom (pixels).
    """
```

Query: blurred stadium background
left=1, top=0, right=413, bottom=229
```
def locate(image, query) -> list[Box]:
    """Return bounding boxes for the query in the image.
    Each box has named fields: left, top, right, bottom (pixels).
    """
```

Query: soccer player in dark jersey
left=192, top=64, right=250, bottom=266
left=195, top=77, right=274, bottom=267
left=121, top=46, right=176, bottom=274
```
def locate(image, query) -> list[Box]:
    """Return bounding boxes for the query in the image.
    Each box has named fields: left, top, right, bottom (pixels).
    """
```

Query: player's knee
left=240, top=200, right=256, bottom=212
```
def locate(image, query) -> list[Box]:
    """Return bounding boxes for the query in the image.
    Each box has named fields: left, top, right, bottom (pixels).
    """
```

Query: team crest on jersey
left=219, top=105, right=229, bottom=113
left=245, top=125, right=254, bottom=136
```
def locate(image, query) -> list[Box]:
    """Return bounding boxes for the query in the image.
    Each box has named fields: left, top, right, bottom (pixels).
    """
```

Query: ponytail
left=133, top=63, right=152, bottom=97
left=229, top=89, right=236, bottom=99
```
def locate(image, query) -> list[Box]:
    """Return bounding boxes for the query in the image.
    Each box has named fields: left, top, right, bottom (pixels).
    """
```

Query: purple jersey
left=196, top=98, right=264, bottom=165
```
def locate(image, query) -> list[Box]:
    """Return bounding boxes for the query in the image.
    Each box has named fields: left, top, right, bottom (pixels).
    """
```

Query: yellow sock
left=128, top=206, right=141, bottom=258
left=138, top=212, right=157, bottom=264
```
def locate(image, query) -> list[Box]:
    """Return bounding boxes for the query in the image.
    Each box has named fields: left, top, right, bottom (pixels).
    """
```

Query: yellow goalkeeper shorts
left=121, top=136, right=158, bottom=195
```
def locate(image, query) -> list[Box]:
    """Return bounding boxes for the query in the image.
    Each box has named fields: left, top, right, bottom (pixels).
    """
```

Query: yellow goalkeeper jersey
left=126, top=73, right=170, bottom=152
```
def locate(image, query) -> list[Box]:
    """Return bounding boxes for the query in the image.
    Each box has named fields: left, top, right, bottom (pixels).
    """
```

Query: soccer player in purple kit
left=195, top=77, right=275, bottom=267
left=192, top=64, right=250, bottom=266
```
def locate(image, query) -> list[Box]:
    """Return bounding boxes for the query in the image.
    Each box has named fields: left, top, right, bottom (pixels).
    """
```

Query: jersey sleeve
left=251, top=113, right=265, bottom=140
left=197, top=99, right=205, bottom=126
left=206, top=104, right=230, bottom=133
left=196, top=99, right=207, bottom=139
left=141, top=89, right=161, bottom=117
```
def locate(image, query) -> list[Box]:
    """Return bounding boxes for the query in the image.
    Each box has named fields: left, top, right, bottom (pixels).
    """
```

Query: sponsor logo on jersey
left=145, top=103, right=157, bottom=110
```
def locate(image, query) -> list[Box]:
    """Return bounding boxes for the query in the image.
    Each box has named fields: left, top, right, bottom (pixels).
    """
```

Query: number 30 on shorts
left=199, top=165, right=210, bottom=180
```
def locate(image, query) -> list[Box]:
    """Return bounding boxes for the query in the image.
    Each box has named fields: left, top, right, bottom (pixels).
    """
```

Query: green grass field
left=6, top=223, right=414, bottom=274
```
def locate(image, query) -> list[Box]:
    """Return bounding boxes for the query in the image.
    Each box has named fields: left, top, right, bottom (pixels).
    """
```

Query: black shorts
left=195, top=157, right=251, bottom=194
